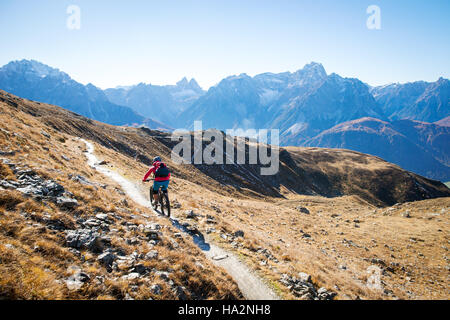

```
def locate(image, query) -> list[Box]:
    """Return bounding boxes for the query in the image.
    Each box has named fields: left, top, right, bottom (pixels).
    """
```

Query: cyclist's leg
left=152, top=181, right=160, bottom=202
left=160, top=180, right=169, bottom=192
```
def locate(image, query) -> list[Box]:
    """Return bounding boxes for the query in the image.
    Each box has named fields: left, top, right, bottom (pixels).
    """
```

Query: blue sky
left=0, top=0, right=449, bottom=89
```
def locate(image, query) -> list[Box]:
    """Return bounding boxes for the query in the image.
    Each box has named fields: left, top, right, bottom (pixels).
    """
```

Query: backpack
left=155, top=162, right=170, bottom=178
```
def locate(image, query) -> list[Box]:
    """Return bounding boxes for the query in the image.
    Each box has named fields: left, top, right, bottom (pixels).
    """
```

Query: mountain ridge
left=0, top=60, right=171, bottom=130
left=0, top=59, right=448, bottom=180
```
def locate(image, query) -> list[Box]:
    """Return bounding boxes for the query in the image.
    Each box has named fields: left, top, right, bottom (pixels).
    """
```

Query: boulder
left=65, top=229, right=106, bottom=253
left=97, top=252, right=116, bottom=268
left=151, top=284, right=162, bottom=295
left=65, top=267, right=90, bottom=290
left=297, top=206, right=310, bottom=214
left=234, top=230, right=244, bottom=238
left=145, top=250, right=159, bottom=260
left=57, top=197, right=78, bottom=209
left=43, top=180, right=65, bottom=197
left=121, top=272, right=140, bottom=281
left=95, top=213, right=109, bottom=221
left=185, top=210, right=196, bottom=218
left=298, top=272, right=312, bottom=283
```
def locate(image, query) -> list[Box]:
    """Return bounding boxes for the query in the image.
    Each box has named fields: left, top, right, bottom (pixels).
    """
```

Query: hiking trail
left=81, top=138, right=279, bottom=300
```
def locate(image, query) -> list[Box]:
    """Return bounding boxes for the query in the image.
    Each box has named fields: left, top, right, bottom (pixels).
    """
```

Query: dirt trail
left=81, top=139, right=279, bottom=300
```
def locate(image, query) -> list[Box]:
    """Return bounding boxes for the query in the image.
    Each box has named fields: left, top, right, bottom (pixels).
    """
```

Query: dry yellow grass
left=0, top=99, right=242, bottom=300
left=0, top=90, right=448, bottom=300
left=94, top=134, right=450, bottom=300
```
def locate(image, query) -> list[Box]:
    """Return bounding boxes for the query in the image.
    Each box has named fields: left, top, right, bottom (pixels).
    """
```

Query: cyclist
left=142, top=156, right=171, bottom=203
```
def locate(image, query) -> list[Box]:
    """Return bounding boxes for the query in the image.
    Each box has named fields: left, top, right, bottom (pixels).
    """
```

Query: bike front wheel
left=150, top=188, right=158, bottom=210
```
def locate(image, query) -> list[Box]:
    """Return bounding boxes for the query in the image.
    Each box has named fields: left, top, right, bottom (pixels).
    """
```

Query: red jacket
left=143, top=161, right=171, bottom=182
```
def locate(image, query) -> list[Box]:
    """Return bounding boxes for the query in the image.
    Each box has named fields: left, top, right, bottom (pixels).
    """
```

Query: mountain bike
left=146, top=178, right=170, bottom=217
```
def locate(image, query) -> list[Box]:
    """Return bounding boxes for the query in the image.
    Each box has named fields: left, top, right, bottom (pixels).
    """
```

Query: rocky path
left=81, top=139, right=279, bottom=300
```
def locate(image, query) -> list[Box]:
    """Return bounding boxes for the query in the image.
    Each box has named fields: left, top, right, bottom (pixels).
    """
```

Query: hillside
left=1, top=90, right=449, bottom=300
left=1, top=59, right=448, bottom=181
left=2, top=90, right=448, bottom=207
left=304, top=118, right=450, bottom=181
left=372, top=78, right=450, bottom=123
left=0, top=91, right=241, bottom=300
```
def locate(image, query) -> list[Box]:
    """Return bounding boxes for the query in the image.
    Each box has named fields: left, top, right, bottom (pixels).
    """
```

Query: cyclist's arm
left=142, top=166, right=155, bottom=181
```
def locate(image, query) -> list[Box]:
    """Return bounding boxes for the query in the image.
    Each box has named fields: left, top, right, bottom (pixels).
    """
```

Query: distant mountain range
left=178, top=63, right=386, bottom=144
left=0, top=59, right=448, bottom=181
left=104, top=77, right=204, bottom=125
left=303, top=117, right=450, bottom=181
left=0, top=60, right=171, bottom=130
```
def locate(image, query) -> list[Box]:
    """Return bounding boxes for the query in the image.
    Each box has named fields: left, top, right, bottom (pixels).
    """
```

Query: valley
left=1, top=60, right=448, bottom=182
left=1, top=91, right=448, bottom=300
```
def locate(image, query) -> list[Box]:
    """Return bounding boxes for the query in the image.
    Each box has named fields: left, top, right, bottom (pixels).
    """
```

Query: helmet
left=152, top=156, right=161, bottom=164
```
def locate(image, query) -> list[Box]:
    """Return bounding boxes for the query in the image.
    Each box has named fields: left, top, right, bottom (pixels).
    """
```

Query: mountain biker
left=142, top=156, right=171, bottom=203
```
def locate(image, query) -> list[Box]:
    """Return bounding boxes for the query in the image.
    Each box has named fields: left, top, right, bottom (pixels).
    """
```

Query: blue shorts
left=153, top=180, right=169, bottom=192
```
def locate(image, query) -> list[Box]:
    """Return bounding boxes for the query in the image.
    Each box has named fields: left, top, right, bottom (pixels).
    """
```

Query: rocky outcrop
left=280, top=273, right=336, bottom=300
left=1, top=159, right=78, bottom=209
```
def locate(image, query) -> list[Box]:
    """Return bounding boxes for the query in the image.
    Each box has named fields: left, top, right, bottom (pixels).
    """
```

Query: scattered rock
left=297, top=272, right=312, bottom=283
left=0, top=150, right=15, bottom=156
left=65, top=268, right=90, bottom=290
left=155, top=271, right=171, bottom=281
left=56, top=197, right=78, bottom=210
left=65, top=229, right=109, bottom=253
left=168, top=238, right=179, bottom=249
left=97, top=252, right=116, bottom=268
left=212, top=254, right=228, bottom=261
left=121, top=272, right=140, bottom=281
left=234, top=230, right=244, bottom=238
left=280, top=273, right=336, bottom=300
left=296, top=206, right=310, bottom=214
left=45, top=218, right=67, bottom=231
left=151, top=284, right=162, bottom=295
left=185, top=210, right=196, bottom=219
left=95, top=213, right=109, bottom=221
left=173, top=286, right=188, bottom=300
left=143, top=225, right=161, bottom=240
left=172, top=199, right=181, bottom=209
left=145, top=250, right=159, bottom=260
left=131, top=264, right=149, bottom=275
left=370, top=258, right=386, bottom=266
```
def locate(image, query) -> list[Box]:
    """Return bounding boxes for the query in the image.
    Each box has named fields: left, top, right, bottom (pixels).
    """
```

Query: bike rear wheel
left=159, top=190, right=171, bottom=217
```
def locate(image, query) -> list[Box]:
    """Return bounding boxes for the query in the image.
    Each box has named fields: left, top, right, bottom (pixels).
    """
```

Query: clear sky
left=0, top=0, right=449, bottom=89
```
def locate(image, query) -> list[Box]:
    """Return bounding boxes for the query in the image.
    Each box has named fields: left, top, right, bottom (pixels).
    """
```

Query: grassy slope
left=1, top=90, right=449, bottom=300
left=0, top=97, right=241, bottom=300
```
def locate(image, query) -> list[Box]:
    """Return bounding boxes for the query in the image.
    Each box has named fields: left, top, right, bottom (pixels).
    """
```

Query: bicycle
left=145, top=178, right=171, bottom=217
